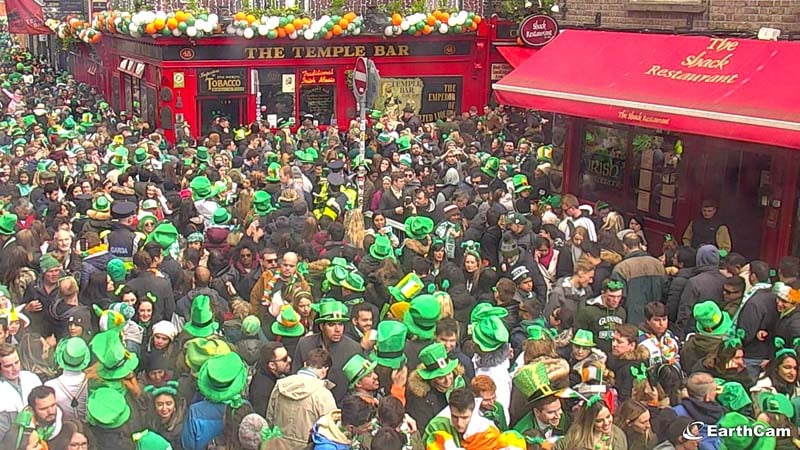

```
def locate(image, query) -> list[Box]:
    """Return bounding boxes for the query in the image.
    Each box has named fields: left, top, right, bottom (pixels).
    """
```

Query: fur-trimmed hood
left=617, top=345, right=651, bottom=361
left=405, top=238, right=431, bottom=258
left=408, top=364, right=465, bottom=398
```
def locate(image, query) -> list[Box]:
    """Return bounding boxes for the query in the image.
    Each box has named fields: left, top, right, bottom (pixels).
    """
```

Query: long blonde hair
left=562, top=398, right=612, bottom=450
left=343, top=209, right=366, bottom=250
left=601, top=211, right=625, bottom=234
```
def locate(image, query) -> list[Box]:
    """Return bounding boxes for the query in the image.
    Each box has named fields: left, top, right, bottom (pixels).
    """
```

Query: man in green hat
left=45, top=337, right=90, bottom=418
left=343, top=354, right=380, bottom=401
left=182, top=295, right=219, bottom=339
left=470, top=305, right=512, bottom=421
left=292, top=300, right=361, bottom=402
left=0, top=212, right=18, bottom=251
left=682, top=300, right=732, bottom=370
left=373, top=320, right=408, bottom=370
left=404, top=294, right=442, bottom=370
left=407, top=342, right=461, bottom=426
left=511, top=362, right=570, bottom=435
left=87, top=386, right=138, bottom=449
left=252, top=191, right=275, bottom=217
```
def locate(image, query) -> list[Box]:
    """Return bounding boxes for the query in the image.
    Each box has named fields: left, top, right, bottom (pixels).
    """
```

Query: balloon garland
left=92, top=10, right=222, bottom=38
left=228, top=12, right=362, bottom=40
left=47, top=16, right=102, bottom=44
left=384, top=10, right=481, bottom=37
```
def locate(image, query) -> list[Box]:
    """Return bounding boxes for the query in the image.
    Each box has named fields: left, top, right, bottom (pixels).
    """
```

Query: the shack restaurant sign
left=518, top=15, right=559, bottom=47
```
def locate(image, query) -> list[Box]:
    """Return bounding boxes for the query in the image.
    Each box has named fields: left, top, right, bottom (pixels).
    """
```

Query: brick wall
left=560, top=0, right=800, bottom=35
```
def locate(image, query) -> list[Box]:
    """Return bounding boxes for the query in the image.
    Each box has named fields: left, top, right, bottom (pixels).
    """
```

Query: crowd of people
left=0, top=31, right=798, bottom=450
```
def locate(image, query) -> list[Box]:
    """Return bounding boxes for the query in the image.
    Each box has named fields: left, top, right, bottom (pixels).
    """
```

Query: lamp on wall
left=550, top=1, right=568, bottom=19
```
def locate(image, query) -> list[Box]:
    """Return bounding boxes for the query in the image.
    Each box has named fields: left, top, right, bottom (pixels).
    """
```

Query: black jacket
left=775, top=307, right=800, bottom=344
left=126, top=271, right=176, bottom=322
left=676, top=265, right=726, bottom=337
left=249, top=367, right=279, bottom=416
left=738, top=287, right=778, bottom=360
left=665, top=267, right=695, bottom=326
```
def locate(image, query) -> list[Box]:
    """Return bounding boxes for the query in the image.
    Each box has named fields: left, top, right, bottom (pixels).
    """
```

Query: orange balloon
left=346, top=12, right=357, bottom=21
left=293, top=18, right=302, bottom=28
left=332, top=24, right=342, bottom=35
left=167, top=18, right=178, bottom=30
left=277, top=28, right=286, bottom=38
left=90, top=33, right=101, bottom=43
left=473, top=15, right=482, bottom=24
left=145, top=23, right=156, bottom=34
left=391, top=13, right=402, bottom=26
left=284, top=23, right=295, bottom=34
left=422, top=25, right=432, bottom=34
left=339, top=18, right=348, bottom=28
left=235, top=12, right=246, bottom=21
left=246, top=14, right=256, bottom=24
left=426, top=15, right=436, bottom=25
left=440, top=12, right=449, bottom=22
left=302, top=17, right=311, bottom=26
left=324, top=31, right=333, bottom=39
left=175, top=11, right=186, bottom=22
left=153, top=18, right=165, bottom=30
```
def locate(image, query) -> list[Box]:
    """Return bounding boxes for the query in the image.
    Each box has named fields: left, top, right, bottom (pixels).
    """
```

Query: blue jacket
left=181, top=401, right=225, bottom=450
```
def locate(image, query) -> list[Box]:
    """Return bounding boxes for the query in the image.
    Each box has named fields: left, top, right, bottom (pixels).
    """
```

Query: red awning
left=494, top=30, right=800, bottom=149
left=496, top=45, right=539, bottom=68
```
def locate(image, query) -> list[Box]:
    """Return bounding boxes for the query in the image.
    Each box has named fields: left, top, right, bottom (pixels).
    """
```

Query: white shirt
left=558, top=216, right=598, bottom=242
left=0, top=371, right=42, bottom=412
left=45, top=371, right=88, bottom=421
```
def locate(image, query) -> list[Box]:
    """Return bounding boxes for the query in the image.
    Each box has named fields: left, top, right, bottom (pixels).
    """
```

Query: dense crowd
left=0, top=32, right=797, bottom=450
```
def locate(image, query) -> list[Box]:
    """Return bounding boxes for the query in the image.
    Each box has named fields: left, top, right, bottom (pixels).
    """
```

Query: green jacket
left=574, top=295, right=627, bottom=353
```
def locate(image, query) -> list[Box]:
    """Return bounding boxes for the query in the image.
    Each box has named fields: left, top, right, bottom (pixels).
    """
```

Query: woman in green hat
left=143, top=381, right=187, bottom=450
left=554, top=395, right=627, bottom=450
left=750, top=338, right=800, bottom=401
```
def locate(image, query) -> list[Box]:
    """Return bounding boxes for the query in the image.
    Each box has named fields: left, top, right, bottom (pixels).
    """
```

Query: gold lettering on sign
left=644, top=37, right=741, bottom=84
left=300, top=68, right=336, bottom=84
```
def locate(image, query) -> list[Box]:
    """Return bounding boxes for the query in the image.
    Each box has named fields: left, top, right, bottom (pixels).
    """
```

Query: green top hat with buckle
left=110, top=146, right=129, bottom=169
left=314, top=300, right=349, bottom=324
left=87, top=387, right=131, bottom=429
left=372, top=320, right=408, bottom=369
left=481, top=156, right=500, bottom=178
left=197, top=352, right=248, bottom=404
left=90, top=327, right=140, bottom=380
left=266, top=162, right=281, bottom=182
left=570, top=329, right=596, bottom=347
left=512, top=174, right=533, bottom=194
left=758, top=392, right=794, bottom=419
left=473, top=316, right=510, bottom=352
left=470, top=303, right=508, bottom=323
left=369, top=235, right=396, bottom=261
left=294, top=147, right=318, bottom=163
left=397, top=135, right=411, bottom=152
left=55, top=337, right=91, bottom=372
left=417, top=342, right=458, bottom=380
left=184, top=295, right=219, bottom=338
left=325, top=263, right=350, bottom=289
left=343, top=354, right=377, bottom=388
left=145, top=222, right=179, bottom=251
left=693, top=300, right=733, bottom=336
left=190, top=176, right=221, bottom=201
left=513, top=362, right=556, bottom=405
left=211, top=207, right=231, bottom=226
left=403, top=216, right=434, bottom=240
left=0, top=212, right=17, bottom=235
left=716, top=381, right=752, bottom=412
left=271, top=304, right=305, bottom=337
left=403, top=294, right=441, bottom=340
left=133, top=147, right=148, bottom=165
left=389, top=272, right=424, bottom=302
left=252, top=191, right=275, bottom=216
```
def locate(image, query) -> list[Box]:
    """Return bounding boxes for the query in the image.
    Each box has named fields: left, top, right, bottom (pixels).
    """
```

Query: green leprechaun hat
left=481, top=156, right=500, bottom=178
left=396, top=135, right=411, bottom=152
left=403, top=216, right=434, bottom=240
left=271, top=304, right=305, bottom=337
left=0, top=212, right=17, bottom=235
left=372, top=320, right=408, bottom=369
left=211, top=207, right=232, bottom=226
left=132, top=429, right=172, bottom=450
left=184, top=337, right=232, bottom=375
left=716, top=412, right=776, bottom=450
left=473, top=315, right=510, bottom=352
left=417, top=342, right=458, bottom=380
left=693, top=300, right=733, bottom=336
left=758, top=391, right=794, bottom=420
left=265, top=162, right=281, bottom=182
left=369, top=234, right=396, bottom=261
left=197, top=352, right=248, bottom=404
left=343, top=354, right=377, bottom=388
left=189, top=176, right=221, bottom=201
left=252, top=190, right=275, bottom=216
left=403, top=294, right=441, bottom=340
left=55, top=336, right=91, bottom=372
left=716, top=381, right=752, bottom=412
left=90, top=327, right=140, bottom=380
left=294, top=147, right=318, bottom=163
left=514, top=362, right=557, bottom=406
left=388, top=272, right=424, bottom=302
left=570, top=329, right=596, bottom=347
left=184, top=295, right=219, bottom=338
left=87, top=387, right=131, bottom=429
left=314, top=300, right=349, bottom=324
left=512, top=174, right=533, bottom=194
left=133, top=147, right=148, bottom=165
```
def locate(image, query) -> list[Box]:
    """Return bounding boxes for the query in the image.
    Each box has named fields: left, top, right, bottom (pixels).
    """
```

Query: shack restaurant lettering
left=518, top=15, right=559, bottom=47
left=198, top=69, right=246, bottom=95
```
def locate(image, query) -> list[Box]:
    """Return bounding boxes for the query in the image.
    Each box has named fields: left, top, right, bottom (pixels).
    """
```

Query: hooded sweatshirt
left=310, top=410, right=357, bottom=450
left=676, top=245, right=727, bottom=336
left=265, top=368, right=337, bottom=448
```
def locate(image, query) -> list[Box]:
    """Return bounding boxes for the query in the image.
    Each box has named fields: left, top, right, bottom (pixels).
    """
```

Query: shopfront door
left=199, top=97, right=244, bottom=136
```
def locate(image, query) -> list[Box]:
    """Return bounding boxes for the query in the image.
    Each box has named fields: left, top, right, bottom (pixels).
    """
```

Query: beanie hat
left=151, top=320, right=177, bottom=341
left=238, top=413, right=268, bottom=450
left=106, top=258, right=127, bottom=283
left=241, top=316, right=261, bottom=337
left=40, top=254, right=60, bottom=272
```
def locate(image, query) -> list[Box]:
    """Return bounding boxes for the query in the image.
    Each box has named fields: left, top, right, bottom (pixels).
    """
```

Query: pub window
left=257, top=69, right=295, bottom=127
left=299, top=68, right=336, bottom=126
left=578, top=121, right=681, bottom=223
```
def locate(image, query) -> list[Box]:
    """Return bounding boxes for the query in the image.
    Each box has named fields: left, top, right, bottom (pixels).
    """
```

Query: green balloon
left=161, top=27, right=171, bottom=35
left=407, top=28, right=415, bottom=35
left=347, top=23, right=354, bottom=31
left=199, top=13, right=208, bottom=20
left=279, top=17, right=288, bottom=26
left=465, top=20, right=474, bottom=28
left=185, top=18, right=195, bottom=26
left=468, top=12, right=475, bottom=19
left=416, top=21, right=424, bottom=30
left=178, top=22, right=187, bottom=31
left=454, top=25, right=463, bottom=33
left=268, top=30, right=277, bottom=38
left=331, top=15, right=341, bottom=22
left=287, top=14, right=295, bottom=22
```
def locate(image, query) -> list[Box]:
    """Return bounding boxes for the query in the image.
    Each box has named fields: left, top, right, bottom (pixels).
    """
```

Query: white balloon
left=258, top=24, right=268, bottom=35
left=130, top=30, right=141, bottom=37
left=260, top=16, right=268, bottom=24
left=226, top=24, right=235, bottom=34
left=384, top=25, right=393, bottom=36
left=235, top=27, right=243, bottom=36
left=320, top=15, right=330, bottom=22
left=208, top=13, right=219, bottom=24
left=439, top=24, right=449, bottom=33
left=447, top=16, right=457, bottom=26
left=186, top=26, right=197, bottom=37
left=400, top=20, right=409, bottom=31
left=244, top=27, right=254, bottom=39
left=142, top=12, right=155, bottom=23
left=267, top=17, right=279, bottom=29
left=304, top=29, right=314, bottom=40
left=172, top=28, right=181, bottom=36
left=289, top=31, right=298, bottom=39
left=352, top=27, right=360, bottom=35
left=311, top=22, right=322, bottom=33
left=155, top=11, right=167, bottom=21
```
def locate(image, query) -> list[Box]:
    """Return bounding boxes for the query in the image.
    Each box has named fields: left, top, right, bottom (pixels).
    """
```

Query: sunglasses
left=265, top=258, right=278, bottom=263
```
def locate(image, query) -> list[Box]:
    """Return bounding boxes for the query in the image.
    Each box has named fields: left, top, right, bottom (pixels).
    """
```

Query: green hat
left=137, top=214, right=158, bottom=232
left=470, top=303, right=509, bottom=323
left=0, top=212, right=17, bottom=235
left=40, top=254, right=61, bottom=272
left=377, top=132, right=392, bottom=145
left=241, top=315, right=261, bottom=336
left=187, top=232, right=204, bottom=243
left=13, top=137, right=26, bottom=147
left=396, top=135, right=411, bottom=152
left=481, top=157, right=500, bottom=178
left=403, top=294, right=441, bottom=340
left=294, top=147, right=318, bottom=163
left=369, top=109, right=382, bottom=120
left=196, top=146, right=210, bottom=163
left=758, top=392, right=794, bottom=419
left=417, top=342, right=458, bottom=380
left=343, top=354, right=377, bottom=388
left=132, top=429, right=172, bottom=450
left=184, top=337, right=232, bottom=375
left=133, top=147, right=148, bottom=165
left=694, top=300, right=733, bottom=336
left=212, top=207, right=232, bottom=226
left=22, top=114, right=36, bottom=128
left=109, top=147, right=129, bottom=170
left=369, top=235, right=395, bottom=261
left=106, top=258, right=127, bottom=283
left=403, top=216, right=434, bottom=240
left=325, top=264, right=350, bottom=288
left=55, top=337, right=91, bottom=372
left=373, top=320, right=408, bottom=369
left=265, top=162, right=281, bottom=182
left=90, top=328, right=140, bottom=380
left=716, top=412, right=776, bottom=450
left=570, top=329, right=596, bottom=347
left=252, top=191, right=275, bottom=216
left=717, top=381, right=752, bottom=412
left=197, top=352, right=248, bottom=404
left=87, top=387, right=131, bottom=429
left=93, top=196, right=111, bottom=213
left=62, top=116, right=77, bottom=130
left=189, top=176, right=221, bottom=201
left=145, top=223, right=179, bottom=251
left=513, top=362, right=556, bottom=405
left=512, top=174, right=533, bottom=193
left=341, top=272, right=366, bottom=293
left=271, top=304, right=305, bottom=337
left=314, top=300, right=349, bottom=324
left=184, top=295, right=219, bottom=338
left=473, top=316, right=509, bottom=352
